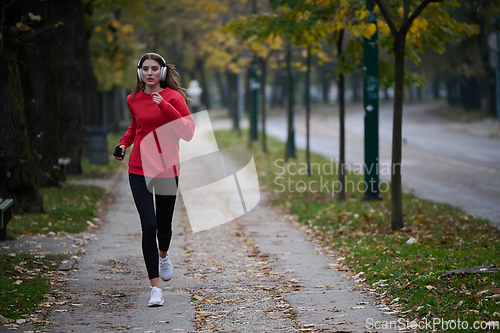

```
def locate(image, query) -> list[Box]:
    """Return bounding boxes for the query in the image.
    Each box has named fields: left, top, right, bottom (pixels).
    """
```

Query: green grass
left=0, top=252, right=67, bottom=321
left=214, top=129, right=500, bottom=332
left=8, top=183, right=104, bottom=238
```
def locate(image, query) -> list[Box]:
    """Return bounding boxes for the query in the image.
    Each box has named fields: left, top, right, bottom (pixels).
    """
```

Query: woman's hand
left=152, top=92, right=163, bottom=105
left=114, top=145, right=126, bottom=161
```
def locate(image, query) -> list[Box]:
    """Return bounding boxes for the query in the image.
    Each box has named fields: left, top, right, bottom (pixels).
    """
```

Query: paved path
left=1, top=139, right=399, bottom=332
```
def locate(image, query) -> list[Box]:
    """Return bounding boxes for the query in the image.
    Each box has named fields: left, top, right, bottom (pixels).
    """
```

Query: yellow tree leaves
left=350, top=22, right=377, bottom=39
left=377, top=20, right=390, bottom=35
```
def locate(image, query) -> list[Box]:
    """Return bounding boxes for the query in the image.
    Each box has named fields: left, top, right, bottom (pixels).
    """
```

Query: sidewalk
left=1, top=126, right=400, bottom=333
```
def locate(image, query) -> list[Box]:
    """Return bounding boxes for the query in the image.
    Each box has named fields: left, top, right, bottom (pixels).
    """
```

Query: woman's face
left=141, top=59, right=162, bottom=86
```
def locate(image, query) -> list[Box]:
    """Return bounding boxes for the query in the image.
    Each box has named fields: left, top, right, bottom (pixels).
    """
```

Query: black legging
left=129, top=173, right=179, bottom=280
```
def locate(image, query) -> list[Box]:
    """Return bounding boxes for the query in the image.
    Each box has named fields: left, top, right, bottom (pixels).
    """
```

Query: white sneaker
left=148, top=286, right=164, bottom=307
left=159, top=251, right=173, bottom=281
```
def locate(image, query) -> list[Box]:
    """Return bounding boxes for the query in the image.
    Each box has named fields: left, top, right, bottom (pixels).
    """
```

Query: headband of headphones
left=137, top=53, right=167, bottom=68
left=137, top=53, right=167, bottom=81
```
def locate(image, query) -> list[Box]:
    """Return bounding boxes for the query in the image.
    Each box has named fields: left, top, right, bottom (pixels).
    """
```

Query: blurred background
left=1, top=0, right=499, bottom=214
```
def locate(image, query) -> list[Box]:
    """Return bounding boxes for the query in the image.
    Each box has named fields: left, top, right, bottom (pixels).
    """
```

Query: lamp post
left=488, top=15, right=500, bottom=136
left=286, top=43, right=296, bottom=160
left=363, top=0, right=379, bottom=200
left=250, top=60, right=259, bottom=141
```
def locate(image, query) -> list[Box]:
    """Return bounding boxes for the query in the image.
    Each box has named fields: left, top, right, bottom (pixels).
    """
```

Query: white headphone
left=137, top=53, right=167, bottom=82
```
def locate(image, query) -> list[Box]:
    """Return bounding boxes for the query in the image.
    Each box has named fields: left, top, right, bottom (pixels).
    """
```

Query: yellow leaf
left=410, top=23, right=418, bottom=34
left=110, top=18, right=120, bottom=29
left=95, top=26, right=102, bottom=33
left=351, top=25, right=362, bottom=38
left=374, top=5, right=380, bottom=13
left=269, top=36, right=283, bottom=50
left=216, top=264, right=221, bottom=267
left=362, top=23, right=377, bottom=39
left=356, top=10, right=369, bottom=20
left=419, top=18, right=428, bottom=30
left=121, top=24, right=134, bottom=34
left=377, top=20, right=390, bottom=35
left=317, top=0, right=331, bottom=8
left=317, top=51, right=330, bottom=62
left=106, top=31, right=113, bottom=43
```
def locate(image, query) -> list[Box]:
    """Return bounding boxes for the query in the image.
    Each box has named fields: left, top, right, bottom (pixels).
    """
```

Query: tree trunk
left=384, top=86, right=390, bottom=101
left=352, top=72, right=361, bottom=102
left=226, top=71, right=239, bottom=131
left=432, top=76, right=440, bottom=99
left=48, top=0, right=92, bottom=175
left=271, top=69, right=286, bottom=108
left=337, top=30, right=346, bottom=200
left=215, top=71, right=228, bottom=109
left=305, top=47, right=311, bottom=176
left=260, top=58, right=268, bottom=153
left=196, top=57, right=210, bottom=110
left=322, top=70, right=330, bottom=104
left=285, top=43, right=296, bottom=161
left=446, top=79, right=458, bottom=106
left=17, top=0, right=60, bottom=187
left=245, top=67, right=254, bottom=148
left=466, top=77, right=481, bottom=110
left=391, top=35, right=405, bottom=230
left=0, top=48, right=44, bottom=214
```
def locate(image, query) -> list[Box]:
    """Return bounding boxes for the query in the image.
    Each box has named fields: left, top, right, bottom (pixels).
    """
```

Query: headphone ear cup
left=161, top=66, right=167, bottom=81
left=137, top=68, right=143, bottom=81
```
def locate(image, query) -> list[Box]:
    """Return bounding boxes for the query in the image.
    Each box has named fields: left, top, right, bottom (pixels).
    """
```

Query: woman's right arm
left=116, top=97, right=136, bottom=161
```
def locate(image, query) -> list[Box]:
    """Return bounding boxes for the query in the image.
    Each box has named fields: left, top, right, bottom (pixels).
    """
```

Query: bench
left=58, top=157, right=71, bottom=182
left=0, top=198, right=13, bottom=241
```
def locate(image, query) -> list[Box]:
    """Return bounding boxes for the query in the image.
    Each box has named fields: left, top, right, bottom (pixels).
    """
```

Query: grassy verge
left=8, top=183, right=105, bottom=238
left=214, top=129, right=500, bottom=332
left=8, top=132, right=121, bottom=238
left=0, top=252, right=67, bottom=321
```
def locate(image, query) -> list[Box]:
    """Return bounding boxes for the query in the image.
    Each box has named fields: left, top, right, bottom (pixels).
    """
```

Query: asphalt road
left=265, top=101, right=500, bottom=227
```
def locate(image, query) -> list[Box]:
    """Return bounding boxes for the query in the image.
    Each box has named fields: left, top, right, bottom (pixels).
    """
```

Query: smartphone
left=113, top=145, right=125, bottom=158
